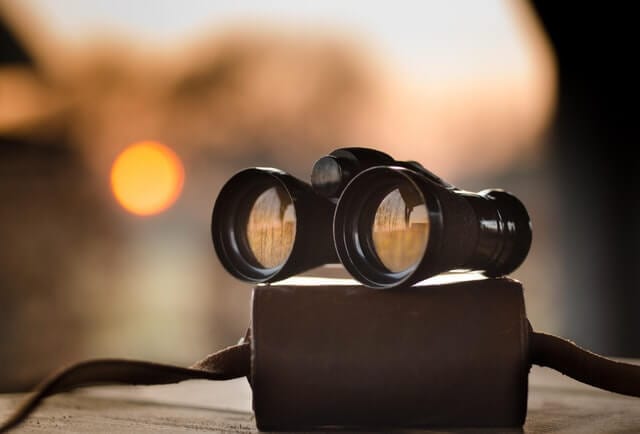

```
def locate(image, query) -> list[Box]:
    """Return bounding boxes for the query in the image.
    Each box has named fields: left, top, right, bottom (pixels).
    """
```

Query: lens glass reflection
left=371, top=185, right=429, bottom=272
left=246, top=186, right=296, bottom=268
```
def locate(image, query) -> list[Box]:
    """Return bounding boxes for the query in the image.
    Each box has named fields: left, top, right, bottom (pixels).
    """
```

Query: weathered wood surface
left=1, top=366, right=639, bottom=433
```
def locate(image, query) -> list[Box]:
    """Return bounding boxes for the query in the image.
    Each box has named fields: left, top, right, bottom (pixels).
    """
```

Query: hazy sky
left=16, top=0, right=535, bottom=80
left=2, top=0, right=554, bottom=177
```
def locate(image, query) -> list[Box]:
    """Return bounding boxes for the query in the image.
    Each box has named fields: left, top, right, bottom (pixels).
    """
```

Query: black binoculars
left=212, top=148, right=532, bottom=289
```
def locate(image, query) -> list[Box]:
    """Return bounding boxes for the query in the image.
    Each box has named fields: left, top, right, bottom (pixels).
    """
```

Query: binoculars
left=212, top=148, right=532, bottom=289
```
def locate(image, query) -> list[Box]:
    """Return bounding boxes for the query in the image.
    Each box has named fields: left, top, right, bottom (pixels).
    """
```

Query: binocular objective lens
left=371, top=184, right=430, bottom=273
left=246, top=186, right=296, bottom=268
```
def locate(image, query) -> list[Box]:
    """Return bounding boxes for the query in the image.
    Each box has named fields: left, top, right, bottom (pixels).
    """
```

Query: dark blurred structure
left=1, top=13, right=30, bottom=65
left=1, top=13, right=115, bottom=390
left=531, top=3, right=640, bottom=355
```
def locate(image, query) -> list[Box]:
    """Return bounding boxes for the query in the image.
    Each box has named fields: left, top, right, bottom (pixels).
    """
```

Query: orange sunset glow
left=110, top=141, right=184, bottom=216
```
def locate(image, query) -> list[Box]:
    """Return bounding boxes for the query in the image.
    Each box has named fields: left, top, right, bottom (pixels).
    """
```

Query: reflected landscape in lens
left=246, top=186, right=296, bottom=268
left=371, top=187, right=429, bottom=272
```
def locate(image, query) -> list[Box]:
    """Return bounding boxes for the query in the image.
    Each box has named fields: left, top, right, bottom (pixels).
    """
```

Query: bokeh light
left=110, top=141, right=184, bottom=216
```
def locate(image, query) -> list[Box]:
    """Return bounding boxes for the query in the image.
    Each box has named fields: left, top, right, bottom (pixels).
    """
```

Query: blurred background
left=1, top=1, right=637, bottom=391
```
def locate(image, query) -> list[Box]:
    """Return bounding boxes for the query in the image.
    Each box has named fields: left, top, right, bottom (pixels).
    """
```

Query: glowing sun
left=110, top=141, right=184, bottom=216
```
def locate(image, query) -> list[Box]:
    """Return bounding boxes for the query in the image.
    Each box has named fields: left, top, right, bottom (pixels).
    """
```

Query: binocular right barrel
left=211, top=148, right=532, bottom=288
left=333, top=166, right=532, bottom=288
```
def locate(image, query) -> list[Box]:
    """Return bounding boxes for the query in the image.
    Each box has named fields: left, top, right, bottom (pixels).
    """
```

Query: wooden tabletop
left=1, top=365, right=639, bottom=433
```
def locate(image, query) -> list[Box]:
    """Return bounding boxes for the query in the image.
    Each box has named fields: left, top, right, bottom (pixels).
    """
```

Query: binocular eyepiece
left=212, top=148, right=532, bottom=289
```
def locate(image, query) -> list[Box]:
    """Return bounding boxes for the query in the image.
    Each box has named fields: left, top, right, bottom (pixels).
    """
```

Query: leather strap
left=0, top=342, right=250, bottom=432
left=530, top=331, right=640, bottom=397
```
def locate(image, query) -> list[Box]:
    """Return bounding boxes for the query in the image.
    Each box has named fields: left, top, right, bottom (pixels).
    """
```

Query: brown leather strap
left=530, top=331, right=640, bottom=397
left=0, top=342, right=250, bottom=432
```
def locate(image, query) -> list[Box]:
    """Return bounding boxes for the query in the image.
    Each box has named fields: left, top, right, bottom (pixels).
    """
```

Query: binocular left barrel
left=211, top=149, right=532, bottom=288
left=211, top=168, right=337, bottom=283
